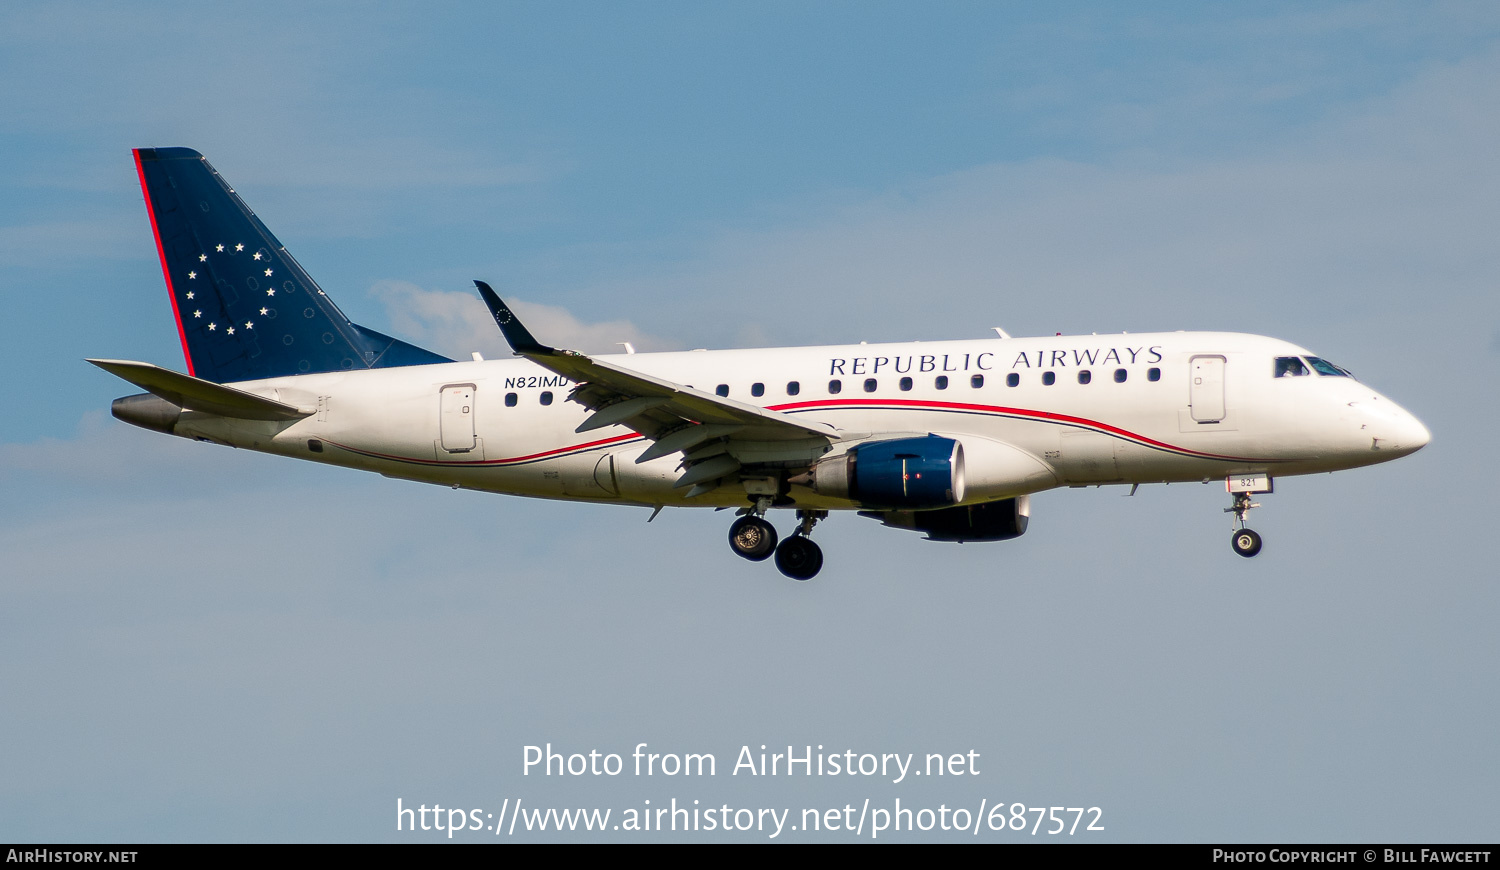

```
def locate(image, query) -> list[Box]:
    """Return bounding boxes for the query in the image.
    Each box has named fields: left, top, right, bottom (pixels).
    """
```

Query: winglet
left=474, top=280, right=553, bottom=355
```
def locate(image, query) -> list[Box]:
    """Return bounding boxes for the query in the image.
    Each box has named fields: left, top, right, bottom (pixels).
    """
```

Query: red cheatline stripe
left=326, top=398, right=1273, bottom=467
left=133, top=150, right=194, bottom=377
left=766, top=397, right=1275, bottom=462
left=324, top=432, right=644, bottom=467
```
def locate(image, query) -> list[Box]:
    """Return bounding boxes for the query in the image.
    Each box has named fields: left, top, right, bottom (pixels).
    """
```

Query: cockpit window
left=1274, top=356, right=1309, bottom=378
left=1305, top=357, right=1354, bottom=378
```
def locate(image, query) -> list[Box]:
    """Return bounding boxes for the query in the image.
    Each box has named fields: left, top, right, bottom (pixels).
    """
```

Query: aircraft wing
left=475, top=282, right=840, bottom=492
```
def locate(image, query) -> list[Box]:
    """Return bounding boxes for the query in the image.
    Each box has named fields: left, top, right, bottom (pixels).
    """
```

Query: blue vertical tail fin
left=133, top=147, right=451, bottom=382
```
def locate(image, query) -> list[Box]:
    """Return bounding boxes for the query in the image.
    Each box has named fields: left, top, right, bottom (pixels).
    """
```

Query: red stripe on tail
left=133, top=149, right=194, bottom=376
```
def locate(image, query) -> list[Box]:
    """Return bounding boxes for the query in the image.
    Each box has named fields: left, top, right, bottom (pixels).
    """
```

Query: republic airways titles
left=828, top=345, right=1164, bottom=377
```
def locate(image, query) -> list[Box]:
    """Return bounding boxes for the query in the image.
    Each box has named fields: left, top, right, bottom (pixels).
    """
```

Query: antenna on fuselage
left=992, top=327, right=1011, bottom=339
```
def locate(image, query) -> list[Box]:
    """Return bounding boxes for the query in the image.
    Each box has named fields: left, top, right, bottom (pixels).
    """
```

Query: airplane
left=92, top=147, right=1431, bottom=580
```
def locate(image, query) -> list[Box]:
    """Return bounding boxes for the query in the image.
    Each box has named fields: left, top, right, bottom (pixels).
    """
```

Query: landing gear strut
left=774, top=510, right=827, bottom=581
left=1225, top=491, right=1263, bottom=558
left=728, top=496, right=777, bottom=561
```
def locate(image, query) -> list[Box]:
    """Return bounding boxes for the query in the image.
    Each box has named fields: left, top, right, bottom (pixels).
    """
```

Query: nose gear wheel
left=1231, top=528, right=1263, bottom=558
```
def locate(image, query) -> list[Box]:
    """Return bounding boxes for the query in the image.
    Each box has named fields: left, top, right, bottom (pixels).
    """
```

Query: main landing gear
left=1226, top=491, right=1263, bottom=558
left=728, top=515, right=777, bottom=561
left=728, top=502, right=826, bottom=580
left=775, top=510, right=827, bottom=581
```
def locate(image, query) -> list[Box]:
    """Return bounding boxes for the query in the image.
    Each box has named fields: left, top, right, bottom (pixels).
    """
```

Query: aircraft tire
left=729, top=516, right=778, bottom=561
left=774, top=535, right=823, bottom=581
left=1231, top=528, right=1263, bottom=558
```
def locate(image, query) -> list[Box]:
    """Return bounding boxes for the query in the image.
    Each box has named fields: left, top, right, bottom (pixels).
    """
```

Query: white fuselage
left=167, top=331, right=1430, bottom=510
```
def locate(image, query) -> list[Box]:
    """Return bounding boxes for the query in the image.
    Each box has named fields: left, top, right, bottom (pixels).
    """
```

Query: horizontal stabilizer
left=88, top=359, right=311, bottom=421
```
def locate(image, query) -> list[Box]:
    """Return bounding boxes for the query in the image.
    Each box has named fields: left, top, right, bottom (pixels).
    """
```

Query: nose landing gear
left=1225, top=491, right=1263, bottom=558
left=1231, top=527, right=1263, bottom=558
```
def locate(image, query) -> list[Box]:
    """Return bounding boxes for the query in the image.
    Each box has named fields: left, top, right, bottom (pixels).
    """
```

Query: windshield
left=1305, top=357, right=1354, bottom=378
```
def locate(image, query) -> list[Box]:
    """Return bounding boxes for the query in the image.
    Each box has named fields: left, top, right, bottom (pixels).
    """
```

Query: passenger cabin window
left=935, top=375, right=949, bottom=390
left=1147, top=367, right=1161, bottom=382
left=1305, top=357, right=1354, bottom=378
left=1078, top=370, right=1091, bottom=384
left=1006, top=373, right=1019, bottom=387
left=505, top=392, right=518, bottom=407
left=1042, top=371, right=1056, bottom=386
left=899, top=376, right=913, bottom=391
left=864, top=378, right=877, bottom=393
left=971, top=374, right=984, bottom=388
left=828, top=379, right=842, bottom=394
left=787, top=381, right=800, bottom=396
left=540, top=391, right=553, bottom=405
left=1114, top=368, right=1127, bottom=383
left=715, top=384, right=729, bottom=397
left=1275, top=356, right=1309, bottom=378
left=751, top=382, right=765, bottom=397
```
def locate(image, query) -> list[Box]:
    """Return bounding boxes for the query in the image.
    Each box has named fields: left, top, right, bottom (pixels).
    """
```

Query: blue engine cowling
left=807, top=435, right=966, bottom=509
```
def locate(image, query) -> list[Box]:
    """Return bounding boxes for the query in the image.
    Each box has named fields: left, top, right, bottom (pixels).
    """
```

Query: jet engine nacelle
left=806, top=435, right=966, bottom=509
left=862, top=495, right=1031, bottom=542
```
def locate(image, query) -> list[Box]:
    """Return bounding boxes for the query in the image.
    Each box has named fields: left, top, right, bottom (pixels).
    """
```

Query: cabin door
left=1189, top=356, right=1226, bottom=423
left=440, top=384, right=477, bottom=452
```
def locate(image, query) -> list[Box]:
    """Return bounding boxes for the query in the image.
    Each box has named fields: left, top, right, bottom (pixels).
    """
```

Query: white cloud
left=368, top=279, right=673, bottom=358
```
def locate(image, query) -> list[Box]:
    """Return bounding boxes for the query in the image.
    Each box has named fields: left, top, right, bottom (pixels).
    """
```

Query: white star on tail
left=208, top=323, right=216, bottom=330
left=264, top=268, right=273, bottom=277
left=253, top=252, right=262, bottom=260
left=266, top=288, right=275, bottom=296
left=187, top=271, right=196, bottom=279
left=235, top=243, right=244, bottom=251
left=216, top=244, right=224, bottom=252
left=227, top=326, right=235, bottom=335
left=259, top=307, right=268, bottom=315
left=193, top=310, right=201, bottom=318
left=198, top=254, right=207, bottom=262
left=244, top=321, right=253, bottom=329
left=186, top=291, right=194, bottom=299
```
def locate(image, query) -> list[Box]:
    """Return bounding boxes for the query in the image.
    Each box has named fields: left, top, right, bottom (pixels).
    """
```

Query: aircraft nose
left=1369, top=401, right=1430, bottom=456
left=1398, top=410, right=1431, bottom=453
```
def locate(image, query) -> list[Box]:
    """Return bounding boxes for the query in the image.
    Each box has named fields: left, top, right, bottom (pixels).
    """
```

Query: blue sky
left=2, top=1, right=1498, bottom=842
